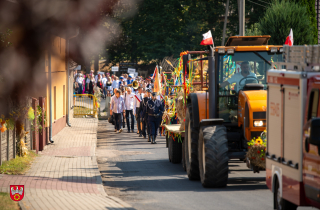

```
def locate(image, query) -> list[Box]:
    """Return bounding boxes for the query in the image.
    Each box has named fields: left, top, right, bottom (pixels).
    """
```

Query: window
left=307, top=89, right=319, bottom=120
left=217, top=51, right=283, bottom=123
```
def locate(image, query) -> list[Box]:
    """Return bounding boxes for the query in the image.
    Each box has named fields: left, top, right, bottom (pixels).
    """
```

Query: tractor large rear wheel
left=184, top=107, right=200, bottom=180
left=198, top=125, right=229, bottom=188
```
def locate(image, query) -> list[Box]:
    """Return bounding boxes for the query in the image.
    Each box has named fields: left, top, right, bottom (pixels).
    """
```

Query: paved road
left=96, top=120, right=315, bottom=210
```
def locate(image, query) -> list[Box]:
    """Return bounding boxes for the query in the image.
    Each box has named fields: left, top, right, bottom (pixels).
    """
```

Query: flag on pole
left=200, top=30, right=214, bottom=46
left=151, top=66, right=157, bottom=80
left=153, top=66, right=161, bottom=93
left=284, top=29, right=293, bottom=46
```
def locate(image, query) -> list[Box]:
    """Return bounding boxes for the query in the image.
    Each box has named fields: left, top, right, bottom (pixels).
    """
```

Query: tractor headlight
left=254, top=120, right=264, bottom=127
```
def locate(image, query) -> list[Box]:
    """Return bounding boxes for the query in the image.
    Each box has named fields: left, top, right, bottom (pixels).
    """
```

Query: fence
left=73, top=94, right=98, bottom=117
left=0, top=96, right=47, bottom=166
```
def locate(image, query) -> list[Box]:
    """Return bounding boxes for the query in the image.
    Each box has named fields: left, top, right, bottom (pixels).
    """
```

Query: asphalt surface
left=96, top=119, right=316, bottom=210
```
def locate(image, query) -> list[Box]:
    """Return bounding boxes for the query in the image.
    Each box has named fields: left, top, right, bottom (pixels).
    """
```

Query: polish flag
left=200, top=30, right=214, bottom=46
left=284, top=29, right=293, bottom=46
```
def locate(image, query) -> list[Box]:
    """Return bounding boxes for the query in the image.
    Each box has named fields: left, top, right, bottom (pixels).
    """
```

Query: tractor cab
left=216, top=46, right=283, bottom=125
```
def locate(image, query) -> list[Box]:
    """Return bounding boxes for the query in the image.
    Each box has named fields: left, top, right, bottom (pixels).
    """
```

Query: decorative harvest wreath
left=246, top=131, right=267, bottom=171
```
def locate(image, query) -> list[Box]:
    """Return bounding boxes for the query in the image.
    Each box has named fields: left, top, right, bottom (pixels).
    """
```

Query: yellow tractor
left=183, top=35, right=283, bottom=187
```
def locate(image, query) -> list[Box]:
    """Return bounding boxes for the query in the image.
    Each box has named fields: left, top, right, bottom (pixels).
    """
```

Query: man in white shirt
left=134, top=87, right=144, bottom=136
left=101, top=74, right=107, bottom=98
left=112, top=76, right=120, bottom=92
left=110, top=89, right=126, bottom=133
left=124, top=87, right=135, bottom=133
left=220, top=61, right=257, bottom=92
left=76, top=74, right=84, bottom=94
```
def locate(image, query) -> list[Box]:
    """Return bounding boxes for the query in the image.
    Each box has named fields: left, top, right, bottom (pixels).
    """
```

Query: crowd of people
left=73, top=69, right=164, bottom=144
left=109, top=85, right=164, bottom=144
left=74, top=69, right=154, bottom=99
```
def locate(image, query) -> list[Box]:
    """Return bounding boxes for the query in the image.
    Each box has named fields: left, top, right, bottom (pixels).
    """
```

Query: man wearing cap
left=144, top=92, right=164, bottom=144
left=127, top=75, right=133, bottom=85
left=140, top=89, right=151, bottom=140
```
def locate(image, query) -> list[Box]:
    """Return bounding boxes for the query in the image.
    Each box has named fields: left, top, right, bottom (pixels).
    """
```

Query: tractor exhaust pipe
left=208, top=46, right=216, bottom=119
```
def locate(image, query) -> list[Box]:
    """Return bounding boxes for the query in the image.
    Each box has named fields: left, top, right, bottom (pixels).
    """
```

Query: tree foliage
left=292, top=0, right=318, bottom=44
left=259, top=0, right=313, bottom=45
left=246, top=23, right=262, bottom=36
left=103, top=0, right=282, bottom=66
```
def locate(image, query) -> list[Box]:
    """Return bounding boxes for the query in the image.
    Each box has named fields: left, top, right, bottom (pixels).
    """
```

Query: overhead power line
left=256, top=0, right=271, bottom=5
left=247, top=0, right=267, bottom=8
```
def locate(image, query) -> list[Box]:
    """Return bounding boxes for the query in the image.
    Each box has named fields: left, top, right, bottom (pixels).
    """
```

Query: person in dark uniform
left=144, top=92, right=164, bottom=144
left=140, top=89, right=151, bottom=140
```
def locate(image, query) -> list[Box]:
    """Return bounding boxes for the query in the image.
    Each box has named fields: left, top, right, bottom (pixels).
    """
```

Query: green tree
left=259, top=0, right=313, bottom=45
left=246, top=23, right=262, bottom=36
left=292, top=0, right=318, bottom=44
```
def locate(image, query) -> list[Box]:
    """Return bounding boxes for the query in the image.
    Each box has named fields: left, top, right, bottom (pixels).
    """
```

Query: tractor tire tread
left=199, top=125, right=229, bottom=188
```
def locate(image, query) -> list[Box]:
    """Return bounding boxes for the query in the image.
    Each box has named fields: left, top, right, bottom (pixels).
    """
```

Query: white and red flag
left=284, top=29, right=293, bottom=46
left=200, top=30, right=214, bottom=46
left=134, top=95, right=141, bottom=103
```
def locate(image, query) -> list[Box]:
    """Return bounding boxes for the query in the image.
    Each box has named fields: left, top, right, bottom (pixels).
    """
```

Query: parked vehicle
left=266, top=45, right=320, bottom=209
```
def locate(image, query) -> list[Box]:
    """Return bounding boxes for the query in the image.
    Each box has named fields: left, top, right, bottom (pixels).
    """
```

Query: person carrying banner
left=134, top=87, right=144, bottom=136
left=140, top=89, right=151, bottom=140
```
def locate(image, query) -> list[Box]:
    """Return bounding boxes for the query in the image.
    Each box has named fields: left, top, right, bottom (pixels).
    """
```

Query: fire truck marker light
left=254, top=120, right=264, bottom=127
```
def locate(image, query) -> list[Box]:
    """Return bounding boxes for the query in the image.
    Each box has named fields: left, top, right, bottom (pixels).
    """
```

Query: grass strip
left=0, top=192, right=20, bottom=210
left=0, top=151, right=37, bottom=175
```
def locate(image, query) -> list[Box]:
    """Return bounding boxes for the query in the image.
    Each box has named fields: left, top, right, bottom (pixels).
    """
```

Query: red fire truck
left=267, top=45, right=320, bottom=209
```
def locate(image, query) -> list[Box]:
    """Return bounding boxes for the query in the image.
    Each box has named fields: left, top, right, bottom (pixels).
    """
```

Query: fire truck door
left=303, top=88, right=320, bottom=201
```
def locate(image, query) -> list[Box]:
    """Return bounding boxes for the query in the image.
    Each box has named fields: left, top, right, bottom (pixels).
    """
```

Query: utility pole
left=222, top=0, right=230, bottom=46
left=239, top=0, right=245, bottom=36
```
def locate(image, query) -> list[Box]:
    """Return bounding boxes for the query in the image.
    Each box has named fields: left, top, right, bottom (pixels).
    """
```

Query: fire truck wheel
left=198, top=125, right=228, bottom=188
left=168, top=135, right=182, bottom=164
left=274, top=178, right=297, bottom=210
left=184, top=107, right=200, bottom=180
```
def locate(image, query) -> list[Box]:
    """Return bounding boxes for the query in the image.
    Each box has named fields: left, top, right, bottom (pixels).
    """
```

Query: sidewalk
left=0, top=118, right=133, bottom=210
